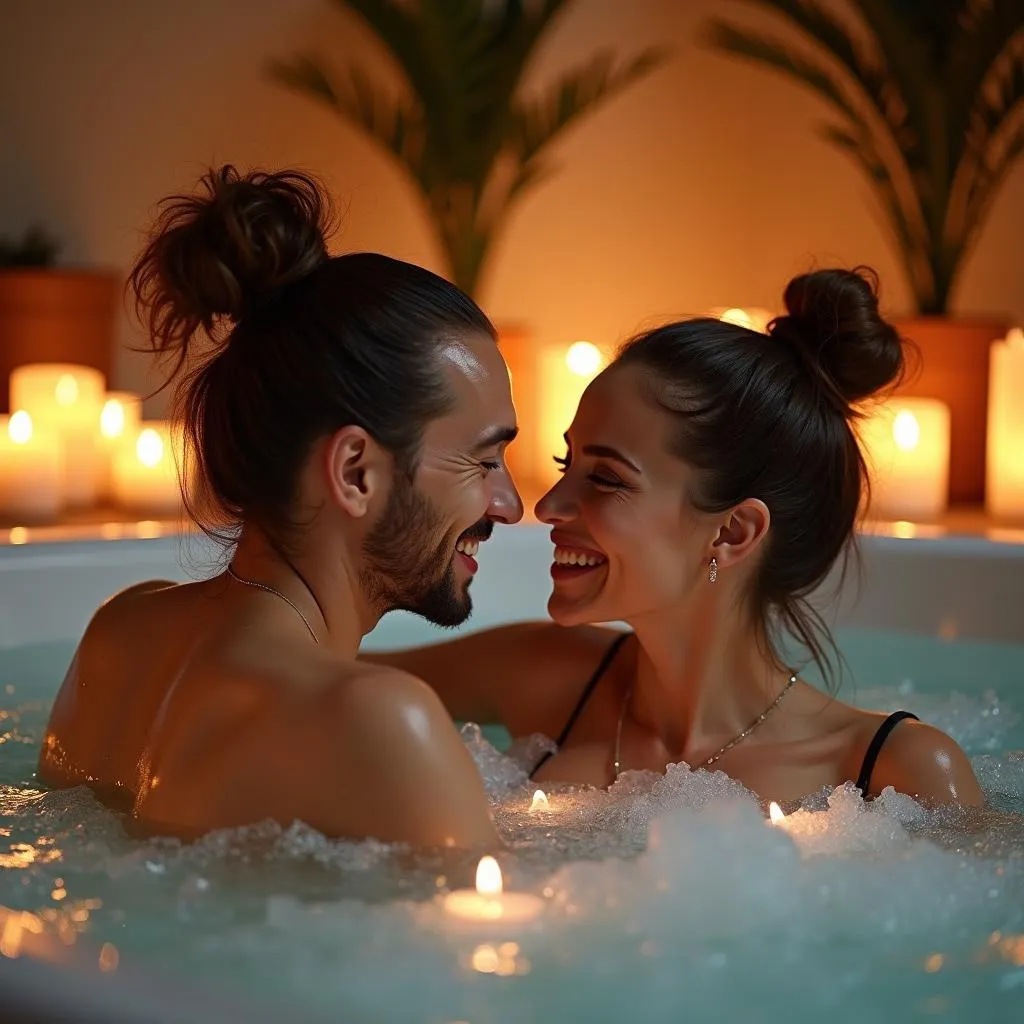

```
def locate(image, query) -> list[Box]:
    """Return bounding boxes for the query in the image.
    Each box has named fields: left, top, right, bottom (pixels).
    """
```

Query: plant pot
left=891, top=317, right=1006, bottom=505
left=0, top=269, right=119, bottom=413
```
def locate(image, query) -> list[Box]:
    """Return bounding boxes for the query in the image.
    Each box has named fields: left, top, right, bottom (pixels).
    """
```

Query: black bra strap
left=531, top=632, right=631, bottom=777
left=855, top=711, right=919, bottom=795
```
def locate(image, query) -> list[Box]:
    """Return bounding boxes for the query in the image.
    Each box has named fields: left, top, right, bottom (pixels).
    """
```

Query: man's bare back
left=40, top=578, right=498, bottom=847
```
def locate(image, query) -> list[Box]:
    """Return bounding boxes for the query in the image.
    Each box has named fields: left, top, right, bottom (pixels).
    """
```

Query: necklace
left=612, top=670, right=797, bottom=779
left=226, top=565, right=321, bottom=646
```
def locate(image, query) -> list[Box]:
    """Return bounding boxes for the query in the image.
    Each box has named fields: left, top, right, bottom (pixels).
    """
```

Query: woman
left=38, top=166, right=523, bottom=846
left=370, top=268, right=984, bottom=808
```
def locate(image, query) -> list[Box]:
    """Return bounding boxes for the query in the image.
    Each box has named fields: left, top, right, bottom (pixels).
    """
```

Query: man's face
left=361, top=333, right=523, bottom=626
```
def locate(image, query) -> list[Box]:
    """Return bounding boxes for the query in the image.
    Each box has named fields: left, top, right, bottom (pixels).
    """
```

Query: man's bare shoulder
left=185, top=655, right=497, bottom=846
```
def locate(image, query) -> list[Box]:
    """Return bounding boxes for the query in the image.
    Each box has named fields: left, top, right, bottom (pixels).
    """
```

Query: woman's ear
left=711, top=498, right=771, bottom=570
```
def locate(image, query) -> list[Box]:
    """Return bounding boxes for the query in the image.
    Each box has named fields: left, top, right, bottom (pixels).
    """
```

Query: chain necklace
left=226, top=565, right=321, bottom=646
left=612, top=670, right=797, bottom=779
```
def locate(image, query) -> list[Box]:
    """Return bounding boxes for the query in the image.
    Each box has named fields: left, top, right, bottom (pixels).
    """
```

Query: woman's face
left=535, top=363, right=717, bottom=627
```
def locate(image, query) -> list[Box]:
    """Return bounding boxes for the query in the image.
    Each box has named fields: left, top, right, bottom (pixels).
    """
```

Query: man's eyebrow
left=472, top=425, right=519, bottom=453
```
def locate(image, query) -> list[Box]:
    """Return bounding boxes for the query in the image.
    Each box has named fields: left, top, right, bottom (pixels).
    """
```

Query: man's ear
left=710, top=498, right=771, bottom=571
left=323, top=426, right=389, bottom=518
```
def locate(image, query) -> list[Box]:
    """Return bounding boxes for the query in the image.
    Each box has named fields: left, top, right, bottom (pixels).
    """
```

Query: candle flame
left=54, top=374, right=80, bottom=407
left=8, top=411, right=33, bottom=444
left=136, top=428, right=165, bottom=467
left=100, top=399, right=126, bottom=439
left=475, top=855, right=503, bottom=896
left=1007, top=327, right=1024, bottom=351
left=720, top=307, right=754, bottom=330
left=892, top=409, right=921, bottom=451
left=529, top=789, right=550, bottom=812
left=565, top=341, right=603, bottom=377
left=768, top=801, right=785, bottom=824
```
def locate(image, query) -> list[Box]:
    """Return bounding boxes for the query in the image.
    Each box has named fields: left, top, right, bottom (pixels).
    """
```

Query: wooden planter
left=0, top=269, right=119, bottom=412
left=892, top=317, right=1006, bottom=506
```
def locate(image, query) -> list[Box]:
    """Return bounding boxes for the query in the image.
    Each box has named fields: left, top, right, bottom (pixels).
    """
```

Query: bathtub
left=1, top=521, right=1023, bottom=1022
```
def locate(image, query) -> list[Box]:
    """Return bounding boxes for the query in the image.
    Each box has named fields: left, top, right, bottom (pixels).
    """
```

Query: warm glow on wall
left=538, top=340, right=608, bottom=489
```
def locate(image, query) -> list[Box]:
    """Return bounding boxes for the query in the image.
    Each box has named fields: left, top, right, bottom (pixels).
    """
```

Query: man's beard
left=361, top=472, right=476, bottom=628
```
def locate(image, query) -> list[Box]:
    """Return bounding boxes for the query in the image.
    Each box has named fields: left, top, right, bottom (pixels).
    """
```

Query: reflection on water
left=2, top=641, right=1024, bottom=1022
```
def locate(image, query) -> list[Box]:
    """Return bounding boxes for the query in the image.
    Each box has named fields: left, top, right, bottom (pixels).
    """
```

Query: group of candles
left=0, top=363, right=181, bottom=523
left=535, top=320, right=1024, bottom=522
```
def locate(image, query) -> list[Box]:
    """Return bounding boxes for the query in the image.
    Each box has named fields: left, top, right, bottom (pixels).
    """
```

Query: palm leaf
left=818, top=124, right=932, bottom=307
left=713, top=1, right=908, bottom=147
left=705, top=21, right=867, bottom=131
left=511, top=47, right=667, bottom=165
left=269, top=55, right=423, bottom=172
left=271, top=0, right=662, bottom=294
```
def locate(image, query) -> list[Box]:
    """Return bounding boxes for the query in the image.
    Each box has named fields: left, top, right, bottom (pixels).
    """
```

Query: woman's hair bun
left=130, top=165, right=331, bottom=358
left=769, top=267, right=905, bottom=407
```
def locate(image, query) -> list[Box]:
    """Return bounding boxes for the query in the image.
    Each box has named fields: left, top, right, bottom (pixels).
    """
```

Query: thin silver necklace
left=226, top=565, right=321, bottom=646
left=612, top=670, right=797, bottom=779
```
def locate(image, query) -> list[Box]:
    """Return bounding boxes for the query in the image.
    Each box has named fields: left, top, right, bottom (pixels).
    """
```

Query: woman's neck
left=627, top=600, right=789, bottom=762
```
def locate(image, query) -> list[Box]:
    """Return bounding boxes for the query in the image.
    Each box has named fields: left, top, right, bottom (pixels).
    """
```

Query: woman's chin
left=547, top=594, right=601, bottom=628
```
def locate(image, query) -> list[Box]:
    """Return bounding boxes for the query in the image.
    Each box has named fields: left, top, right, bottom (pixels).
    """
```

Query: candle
left=0, top=411, right=63, bottom=522
left=987, top=328, right=1024, bottom=519
left=538, top=341, right=607, bottom=488
left=111, top=421, right=182, bottom=515
left=442, top=856, right=544, bottom=926
left=98, top=392, right=142, bottom=502
left=9, top=363, right=105, bottom=507
left=712, top=306, right=774, bottom=333
left=529, top=790, right=550, bottom=813
left=858, top=398, right=951, bottom=521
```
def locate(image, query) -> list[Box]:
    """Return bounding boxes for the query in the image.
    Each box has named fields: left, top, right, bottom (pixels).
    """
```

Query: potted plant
left=0, top=227, right=119, bottom=413
left=706, top=0, right=1024, bottom=503
left=271, top=0, right=665, bottom=298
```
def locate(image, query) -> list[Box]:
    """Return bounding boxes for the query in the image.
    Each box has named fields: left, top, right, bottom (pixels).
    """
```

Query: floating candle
left=442, top=856, right=544, bottom=926
left=529, top=790, right=550, bottom=813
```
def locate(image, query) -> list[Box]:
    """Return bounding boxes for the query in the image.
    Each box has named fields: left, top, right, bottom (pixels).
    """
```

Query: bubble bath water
left=2, top=634, right=1024, bottom=1023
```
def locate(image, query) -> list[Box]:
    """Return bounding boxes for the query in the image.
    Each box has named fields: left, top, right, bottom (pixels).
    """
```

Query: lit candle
left=987, top=328, right=1024, bottom=519
left=98, top=392, right=142, bottom=502
left=111, top=421, right=181, bottom=515
left=442, top=856, right=544, bottom=926
left=529, top=789, right=550, bottom=813
left=9, top=363, right=105, bottom=507
left=858, top=398, right=951, bottom=521
left=0, top=411, right=63, bottom=522
left=712, top=306, right=774, bottom=333
left=538, top=341, right=607, bottom=488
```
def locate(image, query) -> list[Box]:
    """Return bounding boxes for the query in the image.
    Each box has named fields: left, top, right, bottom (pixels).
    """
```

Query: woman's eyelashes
left=552, top=454, right=627, bottom=490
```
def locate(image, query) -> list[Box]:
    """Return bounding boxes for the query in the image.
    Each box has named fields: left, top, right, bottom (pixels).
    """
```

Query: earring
left=708, top=557, right=718, bottom=584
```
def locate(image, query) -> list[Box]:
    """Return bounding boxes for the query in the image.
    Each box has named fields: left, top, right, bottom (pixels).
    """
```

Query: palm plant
left=706, top=0, right=1024, bottom=315
left=270, top=0, right=665, bottom=297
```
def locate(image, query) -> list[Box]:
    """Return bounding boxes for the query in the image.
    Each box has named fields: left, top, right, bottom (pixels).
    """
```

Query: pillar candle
left=986, top=328, right=1024, bottom=519
left=859, top=398, right=951, bottom=521
left=98, top=392, right=143, bottom=502
left=537, top=341, right=607, bottom=489
left=111, top=421, right=182, bottom=515
left=9, top=363, right=105, bottom=507
left=0, top=411, right=63, bottom=522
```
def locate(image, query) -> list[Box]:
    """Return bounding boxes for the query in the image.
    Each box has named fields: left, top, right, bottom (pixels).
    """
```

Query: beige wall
left=2, top=0, right=1022, bottom=416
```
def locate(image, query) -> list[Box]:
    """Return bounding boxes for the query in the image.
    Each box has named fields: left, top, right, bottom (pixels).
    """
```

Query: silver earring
left=709, top=557, right=718, bottom=584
